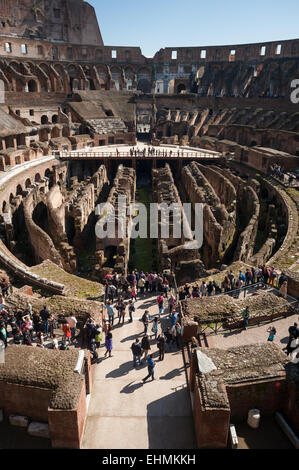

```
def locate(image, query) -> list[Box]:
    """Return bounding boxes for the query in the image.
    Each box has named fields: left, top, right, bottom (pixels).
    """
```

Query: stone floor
left=208, top=311, right=299, bottom=350
left=81, top=292, right=196, bottom=450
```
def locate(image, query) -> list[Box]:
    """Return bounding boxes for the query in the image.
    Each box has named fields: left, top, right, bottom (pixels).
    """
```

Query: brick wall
left=226, top=379, right=287, bottom=423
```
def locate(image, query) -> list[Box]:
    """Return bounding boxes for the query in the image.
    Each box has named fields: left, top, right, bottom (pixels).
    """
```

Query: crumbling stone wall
left=23, top=180, right=63, bottom=267
left=94, top=165, right=136, bottom=277
left=152, top=164, right=202, bottom=275
left=181, top=161, right=235, bottom=268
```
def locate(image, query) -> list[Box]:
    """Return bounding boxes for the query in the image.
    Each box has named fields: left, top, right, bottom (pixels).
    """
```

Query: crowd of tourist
left=178, top=265, right=289, bottom=300
left=0, top=262, right=298, bottom=372
left=270, top=163, right=298, bottom=187
left=0, top=291, right=79, bottom=352
left=128, top=146, right=187, bottom=158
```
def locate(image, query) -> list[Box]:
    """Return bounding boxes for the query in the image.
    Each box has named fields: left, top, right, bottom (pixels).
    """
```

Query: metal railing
left=181, top=283, right=299, bottom=336
left=57, top=150, right=220, bottom=160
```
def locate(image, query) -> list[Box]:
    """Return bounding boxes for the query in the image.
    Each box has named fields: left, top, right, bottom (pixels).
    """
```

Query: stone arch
left=9, top=193, right=14, bottom=204
left=35, top=173, right=41, bottom=183
left=110, top=66, right=122, bottom=91
left=28, top=79, right=38, bottom=92
left=16, top=184, right=23, bottom=196
left=177, top=83, right=187, bottom=94
left=68, top=64, right=80, bottom=91
left=2, top=200, right=8, bottom=213
left=137, top=67, right=152, bottom=93
left=41, top=115, right=49, bottom=124
left=25, top=178, right=31, bottom=188
left=39, top=128, right=49, bottom=142
left=51, top=127, right=60, bottom=138
left=62, top=127, right=70, bottom=137
left=51, top=114, right=58, bottom=124
left=137, top=78, right=151, bottom=94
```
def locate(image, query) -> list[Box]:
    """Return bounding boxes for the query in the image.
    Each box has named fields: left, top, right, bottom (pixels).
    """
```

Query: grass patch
left=30, top=260, right=104, bottom=300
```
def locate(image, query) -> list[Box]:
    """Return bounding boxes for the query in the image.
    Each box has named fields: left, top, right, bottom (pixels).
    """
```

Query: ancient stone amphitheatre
left=0, top=0, right=298, bottom=452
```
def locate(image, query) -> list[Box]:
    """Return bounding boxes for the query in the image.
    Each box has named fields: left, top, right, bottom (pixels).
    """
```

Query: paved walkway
left=81, top=293, right=196, bottom=450
left=208, top=312, right=299, bottom=350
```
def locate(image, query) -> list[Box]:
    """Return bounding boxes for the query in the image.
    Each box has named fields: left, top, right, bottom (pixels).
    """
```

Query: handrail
left=180, top=283, right=299, bottom=336
left=57, top=151, right=220, bottom=160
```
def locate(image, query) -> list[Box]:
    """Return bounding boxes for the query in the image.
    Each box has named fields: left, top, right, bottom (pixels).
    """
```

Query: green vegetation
left=129, top=186, right=157, bottom=273
left=30, top=260, right=103, bottom=299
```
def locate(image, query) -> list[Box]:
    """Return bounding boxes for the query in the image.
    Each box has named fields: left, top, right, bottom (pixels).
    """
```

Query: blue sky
left=88, top=0, right=299, bottom=58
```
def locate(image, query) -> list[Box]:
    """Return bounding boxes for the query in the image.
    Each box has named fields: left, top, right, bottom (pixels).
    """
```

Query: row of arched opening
left=1, top=169, right=54, bottom=215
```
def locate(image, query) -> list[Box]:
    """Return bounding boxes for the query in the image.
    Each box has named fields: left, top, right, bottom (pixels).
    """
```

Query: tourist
left=168, top=295, right=176, bottom=313
left=157, top=333, right=166, bottom=361
left=267, top=326, right=277, bottom=342
left=191, top=284, right=199, bottom=298
left=142, top=354, right=155, bottom=382
left=162, top=277, right=170, bottom=298
left=116, top=296, right=125, bottom=319
left=164, top=327, right=173, bottom=351
left=90, top=339, right=99, bottom=363
left=170, top=310, right=178, bottom=329
left=95, top=324, right=103, bottom=348
left=32, top=311, right=41, bottom=336
left=200, top=281, right=207, bottom=297
left=141, top=334, right=151, bottom=361
left=52, top=334, right=59, bottom=350
left=174, top=322, right=182, bottom=349
left=280, top=280, right=288, bottom=299
left=207, top=281, right=214, bottom=297
left=104, top=300, right=115, bottom=326
left=289, top=323, right=299, bottom=339
left=138, top=276, right=145, bottom=296
left=67, top=314, right=77, bottom=341
left=240, top=306, right=250, bottom=330
left=62, top=320, right=72, bottom=344
left=104, top=330, right=113, bottom=358
left=269, top=268, right=278, bottom=287
left=119, top=304, right=127, bottom=325
left=222, top=276, right=230, bottom=292
left=142, top=310, right=150, bottom=334
left=151, top=316, right=159, bottom=340
left=0, top=321, right=7, bottom=347
left=0, top=277, right=10, bottom=297
left=60, top=340, right=69, bottom=351
left=157, top=293, right=165, bottom=318
left=36, top=331, right=45, bottom=348
left=131, top=338, right=142, bottom=367
left=85, top=317, right=96, bottom=347
left=22, top=326, right=32, bottom=346
left=128, top=299, right=135, bottom=323
left=107, top=283, right=117, bottom=302
left=48, top=314, right=56, bottom=339
left=228, top=271, right=235, bottom=290
left=245, top=269, right=252, bottom=286
left=283, top=335, right=299, bottom=357
left=40, top=305, right=50, bottom=336
left=12, top=324, right=22, bottom=345
left=213, top=280, right=221, bottom=295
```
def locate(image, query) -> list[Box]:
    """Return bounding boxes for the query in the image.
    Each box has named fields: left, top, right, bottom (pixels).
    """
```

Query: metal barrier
left=58, top=151, right=220, bottom=160
left=186, top=283, right=299, bottom=336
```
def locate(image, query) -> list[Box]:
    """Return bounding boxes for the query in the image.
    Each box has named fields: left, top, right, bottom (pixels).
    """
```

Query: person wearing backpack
left=95, top=325, right=103, bottom=348
left=142, top=355, right=155, bottom=382
left=157, top=333, right=166, bottom=361
left=131, top=338, right=142, bottom=367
